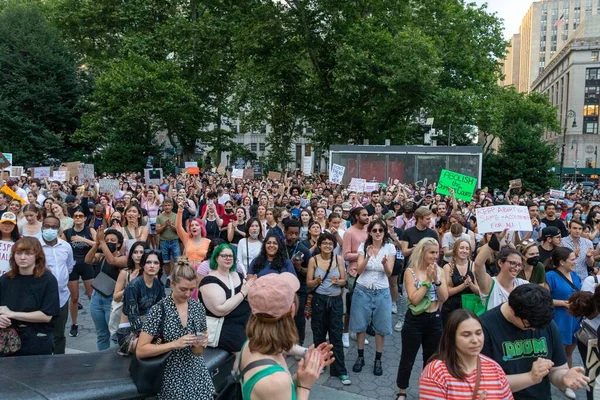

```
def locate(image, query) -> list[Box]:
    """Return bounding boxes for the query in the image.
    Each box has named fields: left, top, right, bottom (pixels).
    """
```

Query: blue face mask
left=42, top=228, right=58, bottom=242
left=539, top=206, right=545, bottom=212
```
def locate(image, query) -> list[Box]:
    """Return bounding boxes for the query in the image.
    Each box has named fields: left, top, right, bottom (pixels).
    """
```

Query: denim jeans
left=396, top=310, right=442, bottom=389
left=311, top=293, right=347, bottom=376
left=90, top=290, right=113, bottom=351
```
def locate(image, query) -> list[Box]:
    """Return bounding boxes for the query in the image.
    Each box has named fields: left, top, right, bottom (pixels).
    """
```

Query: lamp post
left=559, top=109, right=577, bottom=187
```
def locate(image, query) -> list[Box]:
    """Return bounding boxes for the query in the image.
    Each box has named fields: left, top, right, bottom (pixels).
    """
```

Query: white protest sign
left=51, top=171, right=67, bottom=182
left=231, top=169, right=243, bottom=179
left=302, top=156, right=313, bottom=175
left=33, top=167, right=51, bottom=179
left=10, top=166, right=23, bottom=178
left=476, top=205, right=533, bottom=234
left=549, top=189, right=565, bottom=199
left=184, top=161, right=198, bottom=168
left=99, top=179, right=120, bottom=194
left=364, top=182, right=379, bottom=193
left=348, top=178, right=366, bottom=193
left=78, top=163, right=95, bottom=182
left=330, top=164, right=345, bottom=184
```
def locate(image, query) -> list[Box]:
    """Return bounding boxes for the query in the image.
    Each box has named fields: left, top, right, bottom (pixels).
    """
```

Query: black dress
left=198, top=273, right=250, bottom=352
left=441, top=261, right=475, bottom=325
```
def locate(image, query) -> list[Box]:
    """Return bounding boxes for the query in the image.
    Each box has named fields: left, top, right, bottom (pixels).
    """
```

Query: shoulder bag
left=91, top=259, right=117, bottom=297
left=407, top=268, right=431, bottom=315
left=206, top=273, right=234, bottom=348
left=471, top=355, right=481, bottom=400
left=129, top=302, right=171, bottom=394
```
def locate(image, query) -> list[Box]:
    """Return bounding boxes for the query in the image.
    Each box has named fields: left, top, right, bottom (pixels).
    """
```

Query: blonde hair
left=408, top=237, right=439, bottom=270
left=171, top=257, right=197, bottom=284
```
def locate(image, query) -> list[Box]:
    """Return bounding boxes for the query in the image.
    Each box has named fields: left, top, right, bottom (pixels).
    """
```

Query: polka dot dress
left=142, top=296, right=215, bottom=400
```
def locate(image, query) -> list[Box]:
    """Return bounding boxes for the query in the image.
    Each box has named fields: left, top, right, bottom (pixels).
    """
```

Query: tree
left=481, top=87, right=560, bottom=192
left=0, top=2, right=88, bottom=166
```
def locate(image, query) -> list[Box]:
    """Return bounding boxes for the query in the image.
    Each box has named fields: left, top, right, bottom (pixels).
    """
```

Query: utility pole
left=559, top=110, right=577, bottom=187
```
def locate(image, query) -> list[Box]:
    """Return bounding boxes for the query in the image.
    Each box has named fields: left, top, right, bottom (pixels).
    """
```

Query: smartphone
left=293, top=252, right=304, bottom=262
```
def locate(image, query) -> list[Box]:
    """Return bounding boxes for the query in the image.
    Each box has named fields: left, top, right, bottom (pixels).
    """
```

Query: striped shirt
left=419, top=355, right=513, bottom=400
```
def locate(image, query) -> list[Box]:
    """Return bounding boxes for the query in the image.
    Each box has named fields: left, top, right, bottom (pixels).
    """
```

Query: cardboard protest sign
left=184, top=161, right=198, bottom=168
left=99, top=179, right=120, bottom=194
left=51, top=171, right=68, bottom=182
left=509, top=179, right=522, bottom=189
left=268, top=171, right=282, bottom=181
left=217, top=162, right=226, bottom=175
left=243, top=168, right=254, bottom=180
left=144, top=168, right=163, bottom=185
left=475, top=205, right=532, bottom=234
left=231, top=169, right=243, bottom=179
left=348, top=178, right=366, bottom=193
left=330, top=164, right=345, bottom=185
left=364, top=182, right=379, bottom=193
left=10, top=166, right=23, bottom=178
left=78, top=164, right=95, bottom=182
left=0, top=185, right=25, bottom=205
left=187, top=167, right=200, bottom=175
left=549, top=189, right=565, bottom=199
left=62, top=161, right=80, bottom=178
left=436, top=169, right=477, bottom=202
left=0, top=153, right=11, bottom=170
left=32, top=167, right=52, bottom=179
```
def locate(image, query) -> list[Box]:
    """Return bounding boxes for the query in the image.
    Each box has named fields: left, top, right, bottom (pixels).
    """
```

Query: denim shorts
left=160, top=239, right=181, bottom=262
left=349, top=283, right=392, bottom=336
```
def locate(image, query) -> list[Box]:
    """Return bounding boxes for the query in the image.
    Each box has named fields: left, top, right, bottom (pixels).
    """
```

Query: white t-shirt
left=356, top=242, right=396, bottom=290
left=237, top=239, right=262, bottom=276
left=0, top=240, right=13, bottom=276
left=481, top=277, right=529, bottom=311
left=441, top=232, right=471, bottom=263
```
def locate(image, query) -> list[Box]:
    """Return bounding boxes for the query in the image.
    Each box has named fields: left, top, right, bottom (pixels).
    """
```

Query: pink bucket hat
left=248, top=272, right=299, bottom=322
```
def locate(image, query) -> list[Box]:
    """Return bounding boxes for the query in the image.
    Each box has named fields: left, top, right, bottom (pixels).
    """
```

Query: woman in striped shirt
left=418, top=309, right=513, bottom=400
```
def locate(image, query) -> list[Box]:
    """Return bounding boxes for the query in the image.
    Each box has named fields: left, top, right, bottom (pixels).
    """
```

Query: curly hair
left=251, top=232, right=288, bottom=275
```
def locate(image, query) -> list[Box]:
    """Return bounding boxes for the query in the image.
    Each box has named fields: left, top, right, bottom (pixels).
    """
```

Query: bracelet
left=433, top=281, right=442, bottom=286
left=421, top=281, right=431, bottom=289
left=297, top=385, right=311, bottom=391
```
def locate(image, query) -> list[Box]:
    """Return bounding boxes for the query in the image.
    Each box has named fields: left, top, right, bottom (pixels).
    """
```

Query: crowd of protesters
left=1, top=169, right=600, bottom=399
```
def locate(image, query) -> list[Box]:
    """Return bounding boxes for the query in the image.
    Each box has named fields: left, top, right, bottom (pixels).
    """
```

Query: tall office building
left=501, top=0, right=600, bottom=92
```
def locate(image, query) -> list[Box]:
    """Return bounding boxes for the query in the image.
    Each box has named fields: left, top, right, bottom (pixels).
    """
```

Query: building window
left=587, top=68, right=599, bottom=80
left=259, top=143, right=266, bottom=152
left=585, top=86, right=600, bottom=98
left=295, top=144, right=302, bottom=168
left=584, top=105, right=599, bottom=117
left=305, top=144, right=311, bottom=156
left=306, top=126, right=313, bottom=134
left=261, top=125, right=267, bottom=134
left=250, top=143, right=257, bottom=152
left=585, top=122, right=599, bottom=134
left=593, top=51, right=599, bottom=62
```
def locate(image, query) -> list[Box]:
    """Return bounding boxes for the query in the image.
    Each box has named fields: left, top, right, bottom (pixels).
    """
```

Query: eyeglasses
left=220, top=254, right=234, bottom=259
left=520, top=239, right=536, bottom=247
left=73, top=215, right=85, bottom=219
left=504, top=260, right=523, bottom=269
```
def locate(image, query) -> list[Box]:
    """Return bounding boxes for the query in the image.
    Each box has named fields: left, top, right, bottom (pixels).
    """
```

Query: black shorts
left=69, top=262, right=95, bottom=281
left=390, top=259, right=404, bottom=277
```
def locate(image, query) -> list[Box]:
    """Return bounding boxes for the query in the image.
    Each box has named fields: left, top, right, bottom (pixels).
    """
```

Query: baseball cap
left=248, top=272, right=300, bottom=321
left=65, top=195, right=77, bottom=203
left=0, top=212, right=17, bottom=225
left=341, top=202, right=352, bottom=211
left=383, top=210, right=395, bottom=220
left=541, top=226, right=561, bottom=240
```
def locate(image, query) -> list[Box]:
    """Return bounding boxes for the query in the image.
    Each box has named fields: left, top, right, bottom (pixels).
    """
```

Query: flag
left=554, top=13, right=565, bottom=28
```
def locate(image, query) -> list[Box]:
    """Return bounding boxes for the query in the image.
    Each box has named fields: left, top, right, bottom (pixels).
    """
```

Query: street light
left=559, top=109, right=577, bottom=187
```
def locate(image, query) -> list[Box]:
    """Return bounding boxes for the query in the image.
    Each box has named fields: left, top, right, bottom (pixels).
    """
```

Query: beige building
left=502, top=0, right=600, bottom=92
left=531, top=15, right=600, bottom=173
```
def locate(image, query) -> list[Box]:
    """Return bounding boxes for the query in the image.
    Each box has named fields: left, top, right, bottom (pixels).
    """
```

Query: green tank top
left=240, top=341, right=296, bottom=400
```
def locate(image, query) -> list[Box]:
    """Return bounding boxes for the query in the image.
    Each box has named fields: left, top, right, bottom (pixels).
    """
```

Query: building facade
left=532, top=15, right=600, bottom=173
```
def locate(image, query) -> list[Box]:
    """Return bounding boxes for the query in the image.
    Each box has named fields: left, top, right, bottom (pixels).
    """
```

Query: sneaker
left=339, top=375, right=352, bottom=385
left=69, top=324, right=78, bottom=337
left=110, top=333, right=118, bottom=343
left=350, top=332, right=369, bottom=345
left=373, top=359, right=383, bottom=376
left=342, top=333, right=350, bottom=348
left=564, top=388, right=576, bottom=399
left=77, top=302, right=83, bottom=310
left=352, top=356, right=365, bottom=373
left=394, top=320, right=404, bottom=332
left=391, top=302, right=397, bottom=314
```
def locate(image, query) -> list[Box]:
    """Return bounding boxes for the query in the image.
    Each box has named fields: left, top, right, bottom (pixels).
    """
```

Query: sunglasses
left=371, top=228, right=384, bottom=234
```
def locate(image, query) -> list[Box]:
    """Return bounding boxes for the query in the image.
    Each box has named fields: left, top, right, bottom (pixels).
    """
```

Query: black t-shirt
left=541, top=217, right=568, bottom=237
left=401, top=226, right=439, bottom=267
left=64, top=226, right=93, bottom=265
left=0, top=272, right=59, bottom=337
left=285, top=241, right=311, bottom=293
left=538, top=245, right=553, bottom=264
left=480, top=305, right=567, bottom=400
left=365, top=203, right=376, bottom=216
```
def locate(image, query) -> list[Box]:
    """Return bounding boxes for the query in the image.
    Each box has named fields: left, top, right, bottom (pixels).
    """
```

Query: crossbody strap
left=554, top=270, right=579, bottom=292
left=471, top=355, right=481, bottom=400
left=227, top=273, right=235, bottom=298
left=312, top=255, right=334, bottom=293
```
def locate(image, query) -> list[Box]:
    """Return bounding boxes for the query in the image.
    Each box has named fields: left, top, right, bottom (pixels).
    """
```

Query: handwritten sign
left=144, top=168, right=163, bottom=185
left=509, top=179, right=522, bottom=189
left=51, top=171, right=68, bottom=182
left=243, top=168, right=254, bottom=180
left=364, top=182, right=379, bottom=193
left=78, top=163, right=95, bottom=182
left=99, top=179, right=120, bottom=194
left=549, top=189, right=565, bottom=199
left=0, top=153, right=11, bottom=170
left=217, top=162, right=226, bottom=175
left=302, top=156, right=313, bottom=175
left=10, top=166, right=23, bottom=178
left=436, top=169, right=477, bottom=202
left=33, top=167, right=51, bottom=179
left=476, top=206, right=532, bottom=234
left=268, top=171, right=281, bottom=181
left=62, top=161, right=80, bottom=178
left=330, top=164, right=345, bottom=185
left=184, top=161, right=198, bottom=168
left=231, top=169, right=243, bottom=179
left=348, top=178, right=366, bottom=193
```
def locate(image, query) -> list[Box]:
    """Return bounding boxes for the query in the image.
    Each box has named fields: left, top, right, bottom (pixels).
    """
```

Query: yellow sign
left=0, top=185, right=25, bottom=205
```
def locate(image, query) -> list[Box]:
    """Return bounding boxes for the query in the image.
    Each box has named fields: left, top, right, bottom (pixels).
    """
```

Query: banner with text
left=330, top=164, right=345, bottom=185
left=51, top=171, right=68, bottom=182
left=436, top=169, right=477, bottom=202
left=78, top=164, right=95, bottom=182
left=99, top=179, right=120, bottom=194
left=476, top=205, right=532, bottom=234
left=348, top=178, right=366, bottom=193
left=231, top=169, right=243, bottom=179
left=549, top=189, right=565, bottom=199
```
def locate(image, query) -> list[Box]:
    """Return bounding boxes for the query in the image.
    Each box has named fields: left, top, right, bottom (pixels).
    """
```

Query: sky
left=474, top=0, right=535, bottom=39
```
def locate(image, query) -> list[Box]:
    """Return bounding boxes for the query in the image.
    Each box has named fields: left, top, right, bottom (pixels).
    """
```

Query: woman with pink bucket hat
left=237, top=272, right=334, bottom=399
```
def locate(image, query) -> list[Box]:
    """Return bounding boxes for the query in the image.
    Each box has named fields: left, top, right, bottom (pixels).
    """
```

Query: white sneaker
left=391, top=302, right=398, bottom=314
left=394, top=320, right=404, bottom=332
left=564, top=388, right=576, bottom=399
left=349, top=332, right=369, bottom=345
left=342, top=333, right=350, bottom=348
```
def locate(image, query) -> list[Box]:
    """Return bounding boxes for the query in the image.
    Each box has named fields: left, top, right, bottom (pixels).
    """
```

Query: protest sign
left=231, top=169, right=243, bottom=179
left=348, top=178, right=366, bottom=193
left=436, top=169, right=477, bottom=202
left=78, top=164, right=94, bottom=182
left=62, top=161, right=80, bottom=178
left=330, top=164, right=345, bottom=185
left=99, top=179, right=120, bottom=194
left=0, top=153, right=11, bottom=170
left=268, top=171, right=282, bottom=181
left=364, top=182, right=379, bottom=193
left=10, top=166, right=23, bottom=178
left=475, top=205, right=532, bottom=234
left=509, top=179, right=522, bottom=189
left=549, top=189, right=565, bottom=199
left=51, top=171, right=68, bottom=182
left=32, top=167, right=52, bottom=179
left=0, top=185, right=25, bottom=205
left=217, top=162, right=226, bottom=174
left=303, top=156, right=313, bottom=175
left=187, top=167, right=200, bottom=175
left=144, top=168, right=163, bottom=185
left=243, top=168, right=254, bottom=180
left=184, top=161, right=198, bottom=168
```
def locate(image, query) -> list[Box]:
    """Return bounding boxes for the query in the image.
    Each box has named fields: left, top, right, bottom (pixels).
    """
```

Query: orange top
left=176, top=210, right=210, bottom=263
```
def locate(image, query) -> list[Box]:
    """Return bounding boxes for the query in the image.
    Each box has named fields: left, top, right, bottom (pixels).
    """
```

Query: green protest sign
left=436, top=169, right=477, bottom=201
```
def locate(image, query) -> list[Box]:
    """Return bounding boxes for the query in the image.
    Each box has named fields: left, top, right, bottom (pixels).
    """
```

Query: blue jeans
left=90, top=290, right=113, bottom=351
left=160, top=239, right=181, bottom=263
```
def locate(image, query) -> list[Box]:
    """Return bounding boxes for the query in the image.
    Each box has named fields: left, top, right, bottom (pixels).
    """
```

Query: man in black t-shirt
left=537, top=226, right=561, bottom=264
left=400, top=207, right=439, bottom=268
left=541, top=203, right=568, bottom=238
left=364, top=190, right=380, bottom=216
left=480, top=284, right=588, bottom=400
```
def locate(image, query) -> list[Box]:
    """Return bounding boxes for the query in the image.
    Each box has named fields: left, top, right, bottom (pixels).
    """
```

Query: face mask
left=526, top=255, right=540, bottom=266
left=539, top=206, right=545, bottom=212
left=250, top=233, right=259, bottom=240
left=225, top=208, right=233, bottom=213
left=110, top=219, right=121, bottom=225
left=42, top=229, right=58, bottom=242
left=116, top=206, right=125, bottom=212
left=497, top=195, right=504, bottom=201
left=106, top=242, right=118, bottom=253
